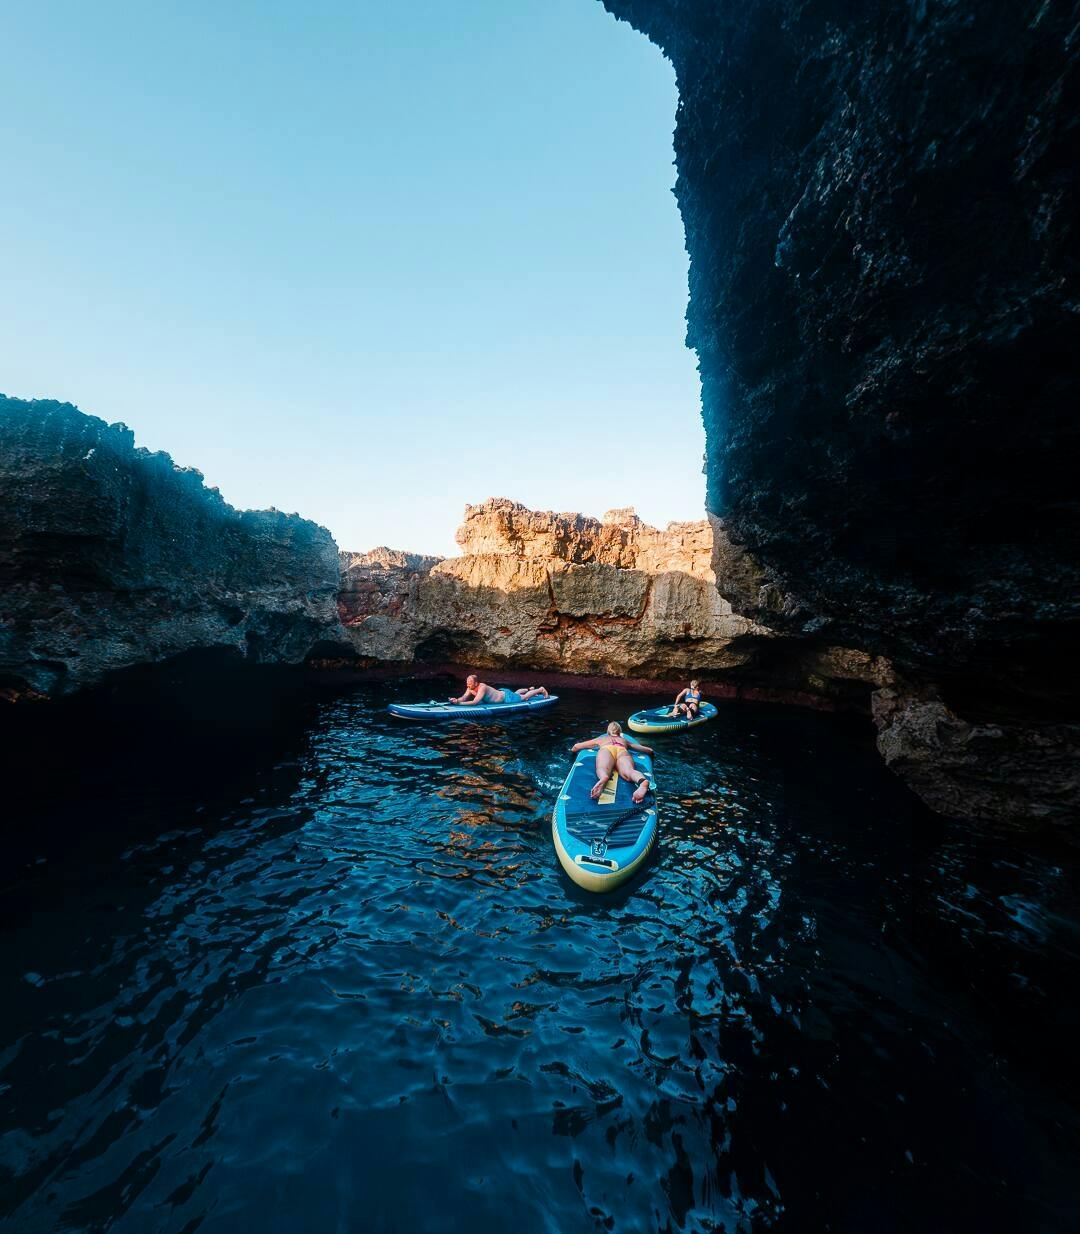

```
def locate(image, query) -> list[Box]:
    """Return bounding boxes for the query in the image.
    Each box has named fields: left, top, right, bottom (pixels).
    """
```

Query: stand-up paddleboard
left=552, top=749, right=657, bottom=892
left=627, top=701, right=718, bottom=734
left=388, top=692, right=558, bottom=720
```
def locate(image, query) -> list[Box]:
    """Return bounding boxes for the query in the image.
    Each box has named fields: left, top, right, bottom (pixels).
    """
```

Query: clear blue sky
left=0, top=0, right=703, bottom=557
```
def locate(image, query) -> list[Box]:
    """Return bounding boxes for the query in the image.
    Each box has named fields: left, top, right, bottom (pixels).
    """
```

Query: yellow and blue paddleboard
left=551, top=749, right=657, bottom=892
left=627, top=701, right=717, bottom=734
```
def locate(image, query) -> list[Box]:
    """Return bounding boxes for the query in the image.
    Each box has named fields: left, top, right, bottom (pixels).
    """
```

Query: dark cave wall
left=603, top=0, right=1079, bottom=670
left=603, top=0, right=1080, bottom=823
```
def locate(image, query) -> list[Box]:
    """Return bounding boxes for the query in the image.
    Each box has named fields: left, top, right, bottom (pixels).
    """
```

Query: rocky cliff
left=339, top=498, right=887, bottom=702
left=0, top=397, right=346, bottom=698
left=601, top=0, right=1080, bottom=825
left=340, top=499, right=765, bottom=679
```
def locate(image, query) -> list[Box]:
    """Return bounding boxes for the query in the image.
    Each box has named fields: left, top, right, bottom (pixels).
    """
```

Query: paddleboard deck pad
left=552, top=749, right=657, bottom=892
left=388, top=693, right=558, bottom=719
left=627, top=701, right=718, bottom=734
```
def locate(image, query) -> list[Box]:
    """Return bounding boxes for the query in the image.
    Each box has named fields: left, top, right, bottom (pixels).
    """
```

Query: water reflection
left=0, top=679, right=1078, bottom=1232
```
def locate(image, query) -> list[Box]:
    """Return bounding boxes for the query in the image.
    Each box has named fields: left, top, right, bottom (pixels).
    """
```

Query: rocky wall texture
left=454, top=499, right=715, bottom=575
left=0, top=397, right=347, bottom=697
left=340, top=500, right=772, bottom=680
left=601, top=0, right=1080, bottom=825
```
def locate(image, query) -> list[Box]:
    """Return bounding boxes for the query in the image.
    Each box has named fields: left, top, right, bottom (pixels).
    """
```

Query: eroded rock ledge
left=340, top=498, right=887, bottom=705
left=0, top=397, right=347, bottom=697
left=341, top=499, right=759, bottom=677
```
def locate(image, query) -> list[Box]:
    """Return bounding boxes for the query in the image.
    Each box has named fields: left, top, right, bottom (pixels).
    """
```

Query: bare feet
left=590, top=779, right=606, bottom=801
left=632, top=778, right=649, bottom=803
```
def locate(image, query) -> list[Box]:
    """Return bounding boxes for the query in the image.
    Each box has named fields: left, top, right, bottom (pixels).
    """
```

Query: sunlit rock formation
left=340, top=498, right=887, bottom=702
left=0, top=397, right=346, bottom=698
left=601, top=0, right=1080, bottom=825
left=454, top=498, right=714, bottom=574
left=341, top=500, right=764, bottom=679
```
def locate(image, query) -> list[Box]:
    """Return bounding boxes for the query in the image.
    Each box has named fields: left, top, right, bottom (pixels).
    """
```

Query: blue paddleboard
left=388, top=692, right=558, bottom=720
left=627, top=701, right=718, bottom=734
left=551, top=748, right=657, bottom=892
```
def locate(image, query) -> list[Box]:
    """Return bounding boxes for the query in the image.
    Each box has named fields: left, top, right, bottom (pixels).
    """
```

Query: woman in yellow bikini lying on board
left=571, top=721, right=654, bottom=803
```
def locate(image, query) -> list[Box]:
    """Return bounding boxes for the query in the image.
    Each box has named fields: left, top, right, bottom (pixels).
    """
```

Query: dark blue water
left=1, top=677, right=1078, bottom=1233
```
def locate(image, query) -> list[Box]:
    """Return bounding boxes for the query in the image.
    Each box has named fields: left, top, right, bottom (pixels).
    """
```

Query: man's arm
left=455, top=684, right=488, bottom=706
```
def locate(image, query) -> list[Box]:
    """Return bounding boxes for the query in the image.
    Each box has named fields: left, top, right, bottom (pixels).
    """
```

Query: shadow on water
left=0, top=674, right=1078, bottom=1233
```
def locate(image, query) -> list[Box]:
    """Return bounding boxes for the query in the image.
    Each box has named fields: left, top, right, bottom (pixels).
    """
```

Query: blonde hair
left=606, top=721, right=622, bottom=736
left=690, top=679, right=700, bottom=688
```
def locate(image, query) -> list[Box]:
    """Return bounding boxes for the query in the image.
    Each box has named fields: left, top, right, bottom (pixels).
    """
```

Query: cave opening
left=0, top=1, right=708, bottom=562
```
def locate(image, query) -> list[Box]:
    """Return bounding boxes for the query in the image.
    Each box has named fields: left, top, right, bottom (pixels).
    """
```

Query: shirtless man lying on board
left=449, top=675, right=550, bottom=705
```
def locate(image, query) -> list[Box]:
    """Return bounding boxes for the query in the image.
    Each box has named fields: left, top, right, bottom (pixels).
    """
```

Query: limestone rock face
left=340, top=500, right=767, bottom=679
left=456, top=498, right=715, bottom=576
left=600, top=0, right=1080, bottom=825
left=0, top=397, right=346, bottom=697
left=338, top=547, right=444, bottom=663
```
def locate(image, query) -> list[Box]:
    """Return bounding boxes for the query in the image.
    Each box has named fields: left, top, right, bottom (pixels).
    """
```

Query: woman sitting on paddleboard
left=668, top=679, right=703, bottom=719
left=449, top=674, right=550, bottom=705
left=572, top=722, right=654, bottom=803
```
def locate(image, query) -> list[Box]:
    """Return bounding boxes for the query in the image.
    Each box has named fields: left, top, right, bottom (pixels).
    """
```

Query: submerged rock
left=0, top=397, right=347, bottom=697
left=601, top=0, right=1080, bottom=825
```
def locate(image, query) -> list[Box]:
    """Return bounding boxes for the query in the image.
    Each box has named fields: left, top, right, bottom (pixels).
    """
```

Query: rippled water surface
left=2, top=678, right=1078, bottom=1233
